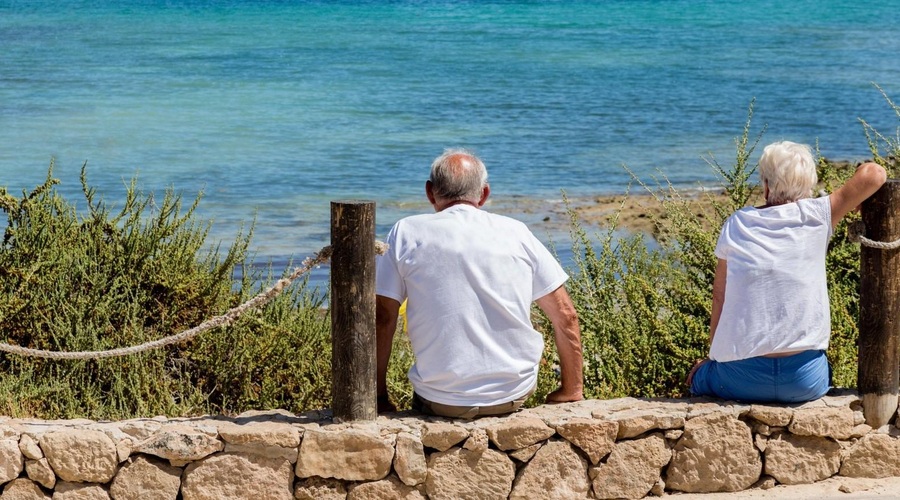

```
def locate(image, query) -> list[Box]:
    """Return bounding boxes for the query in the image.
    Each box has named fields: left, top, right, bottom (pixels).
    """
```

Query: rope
left=848, top=221, right=900, bottom=250
left=0, top=241, right=388, bottom=360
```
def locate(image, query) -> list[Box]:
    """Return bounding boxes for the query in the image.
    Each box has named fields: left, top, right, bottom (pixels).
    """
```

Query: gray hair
left=758, top=141, right=818, bottom=205
left=429, top=148, right=489, bottom=203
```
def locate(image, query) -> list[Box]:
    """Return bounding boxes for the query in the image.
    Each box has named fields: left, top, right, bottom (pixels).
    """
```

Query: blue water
left=2, top=0, right=900, bottom=287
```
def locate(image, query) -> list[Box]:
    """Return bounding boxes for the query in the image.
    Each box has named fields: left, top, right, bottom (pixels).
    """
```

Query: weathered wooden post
left=330, top=200, right=377, bottom=422
left=859, top=179, right=900, bottom=428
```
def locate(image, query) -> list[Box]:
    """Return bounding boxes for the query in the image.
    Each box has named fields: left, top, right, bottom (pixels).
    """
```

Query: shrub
left=0, top=164, right=331, bottom=418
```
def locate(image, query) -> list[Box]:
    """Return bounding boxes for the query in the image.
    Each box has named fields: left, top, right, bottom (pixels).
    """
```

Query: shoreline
left=483, top=158, right=863, bottom=241
left=483, top=188, right=737, bottom=243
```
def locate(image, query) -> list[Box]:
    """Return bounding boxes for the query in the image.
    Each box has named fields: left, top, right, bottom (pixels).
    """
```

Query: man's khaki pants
left=411, top=387, right=535, bottom=419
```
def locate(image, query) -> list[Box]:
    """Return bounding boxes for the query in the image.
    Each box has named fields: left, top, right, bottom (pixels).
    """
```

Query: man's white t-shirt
left=376, top=204, right=568, bottom=406
left=710, top=196, right=833, bottom=362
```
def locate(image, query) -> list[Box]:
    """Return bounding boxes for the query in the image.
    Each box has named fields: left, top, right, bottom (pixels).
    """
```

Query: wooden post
left=330, top=200, right=377, bottom=422
left=859, top=179, right=900, bottom=428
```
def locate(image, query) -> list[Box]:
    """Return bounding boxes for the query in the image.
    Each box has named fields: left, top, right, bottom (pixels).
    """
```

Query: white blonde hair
left=758, top=141, right=818, bottom=205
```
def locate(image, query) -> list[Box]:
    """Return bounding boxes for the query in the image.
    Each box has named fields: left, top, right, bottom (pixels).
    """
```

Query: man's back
left=376, top=204, right=567, bottom=406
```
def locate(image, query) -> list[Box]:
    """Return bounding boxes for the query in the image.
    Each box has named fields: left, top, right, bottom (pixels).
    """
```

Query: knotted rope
left=0, top=241, right=387, bottom=360
left=848, top=221, right=900, bottom=250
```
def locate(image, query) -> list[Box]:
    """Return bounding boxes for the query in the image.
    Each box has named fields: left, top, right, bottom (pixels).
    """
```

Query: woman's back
left=711, top=197, right=833, bottom=361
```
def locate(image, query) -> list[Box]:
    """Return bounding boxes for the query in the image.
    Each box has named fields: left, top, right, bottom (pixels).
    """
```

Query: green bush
left=0, top=164, right=331, bottom=418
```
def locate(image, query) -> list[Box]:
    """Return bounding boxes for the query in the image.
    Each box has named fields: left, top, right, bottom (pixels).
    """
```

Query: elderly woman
left=689, top=141, right=886, bottom=403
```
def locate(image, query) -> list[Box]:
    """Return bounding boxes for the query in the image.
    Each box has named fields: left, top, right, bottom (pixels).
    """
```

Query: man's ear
left=477, top=185, right=490, bottom=207
left=426, top=180, right=437, bottom=206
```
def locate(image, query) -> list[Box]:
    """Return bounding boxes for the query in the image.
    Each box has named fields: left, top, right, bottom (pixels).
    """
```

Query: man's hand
left=545, top=386, right=583, bottom=405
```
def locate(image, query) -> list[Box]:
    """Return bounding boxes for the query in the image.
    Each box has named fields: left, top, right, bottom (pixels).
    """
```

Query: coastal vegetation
left=0, top=95, right=898, bottom=419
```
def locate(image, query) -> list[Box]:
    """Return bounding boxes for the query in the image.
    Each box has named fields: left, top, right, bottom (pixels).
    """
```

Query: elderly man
left=375, top=148, right=583, bottom=418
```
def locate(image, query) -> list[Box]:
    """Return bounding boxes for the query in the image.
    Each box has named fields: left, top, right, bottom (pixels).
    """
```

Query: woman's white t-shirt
left=376, top=205, right=568, bottom=406
left=709, top=196, right=833, bottom=362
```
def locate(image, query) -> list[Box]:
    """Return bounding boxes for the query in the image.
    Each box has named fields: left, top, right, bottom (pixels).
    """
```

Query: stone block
left=510, top=439, right=590, bottom=499
left=420, top=423, right=468, bottom=452
left=54, top=482, right=110, bottom=500
left=0, top=438, right=25, bottom=484
left=24, top=458, right=55, bottom=490
left=425, top=447, right=515, bottom=500
left=295, top=428, right=393, bottom=481
left=607, top=408, right=684, bottom=439
left=217, top=421, right=300, bottom=448
left=2, top=478, right=50, bottom=500
left=485, top=417, right=554, bottom=451
left=508, top=443, right=541, bottom=462
left=666, top=412, right=761, bottom=493
left=347, top=476, right=425, bottom=499
left=591, top=433, right=670, bottom=499
left=19, top=434, right=43, bottom=460
left=394, top=432, right=427, bottom=486
left=764, top=434, right=841, bottom=484
left=133, top=425, right=224, bottom=462
left=293, top=476, right=346, bottom=500
left=554, top=417, right=618, bottom=465
left=748, top=405, right=793, bottom=427
left=40, top=430, right=117, bottom=483
left=109, top=455, right=181, bottom=500
left=840, top=433, right=900, bottom=478
left=182, top=453, right=293, bottom=500
left=462, top=428, right=488, bottom=452
left=789, top=406, right=855, bottom=440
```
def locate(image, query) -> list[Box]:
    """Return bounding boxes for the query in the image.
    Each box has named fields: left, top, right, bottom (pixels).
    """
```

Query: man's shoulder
left=480, top=209, right=531, bottom=227
left=391, top=211, right=442, bottom=230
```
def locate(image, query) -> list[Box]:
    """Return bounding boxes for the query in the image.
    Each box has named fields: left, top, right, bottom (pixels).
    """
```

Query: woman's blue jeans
left=690, top=349, right=831, bottom=403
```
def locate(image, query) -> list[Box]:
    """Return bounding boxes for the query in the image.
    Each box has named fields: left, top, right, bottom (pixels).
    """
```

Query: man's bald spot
left=444, top=153, right=479, bottom=177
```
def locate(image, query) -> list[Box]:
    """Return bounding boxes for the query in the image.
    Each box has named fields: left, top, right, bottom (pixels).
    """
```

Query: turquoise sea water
left=2, top=0, right=900, bottom=286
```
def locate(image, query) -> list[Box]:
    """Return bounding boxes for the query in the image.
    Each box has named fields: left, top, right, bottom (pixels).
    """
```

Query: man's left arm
left=376, top=295, right=401, bottom=413
left=535, top=285, right=584, bottom=403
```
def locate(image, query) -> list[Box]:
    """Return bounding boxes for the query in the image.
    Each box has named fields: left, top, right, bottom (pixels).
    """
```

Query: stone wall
left=1, top=390, right=899, bottom=499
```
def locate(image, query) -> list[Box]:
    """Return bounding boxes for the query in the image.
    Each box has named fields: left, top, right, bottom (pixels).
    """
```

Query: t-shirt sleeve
left=714, top=218, right=731, bottom=260
left=527, top=233, right=569, bottom=301
left=818, top=195, right=833, bottom=239
left=375, top=224, right=406, bottom=303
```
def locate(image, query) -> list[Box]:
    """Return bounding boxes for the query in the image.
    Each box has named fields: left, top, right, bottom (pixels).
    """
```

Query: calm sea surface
left=2, top=0, right=899, bottom=287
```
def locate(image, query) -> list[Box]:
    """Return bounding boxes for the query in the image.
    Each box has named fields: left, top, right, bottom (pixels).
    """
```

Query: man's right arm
left=376, top=295, right=401, bottom=413
left=535, top=285, right=584, bottom=403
